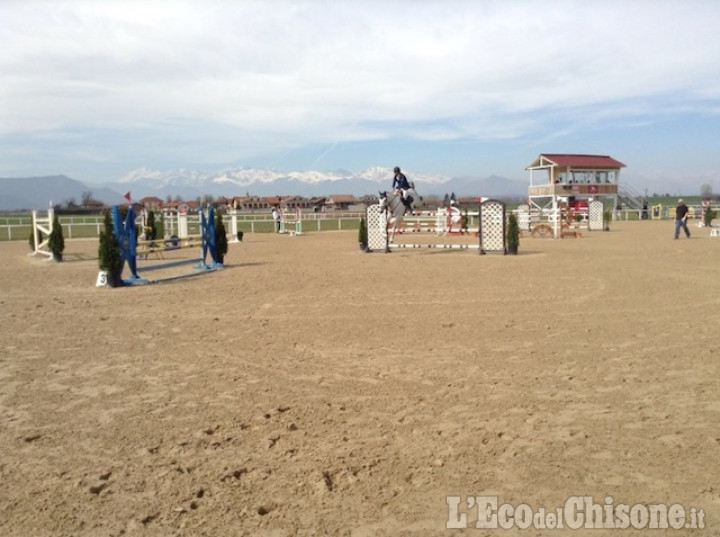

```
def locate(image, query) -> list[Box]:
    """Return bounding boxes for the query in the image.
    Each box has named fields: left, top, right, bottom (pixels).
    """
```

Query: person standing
left=674, top=199, right=691, bottom=239
left=272, top=206, right=281, bottom=233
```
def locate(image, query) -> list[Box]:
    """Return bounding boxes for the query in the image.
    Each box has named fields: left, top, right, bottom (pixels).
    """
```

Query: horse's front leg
left=389, top=216, right=400, bottom=243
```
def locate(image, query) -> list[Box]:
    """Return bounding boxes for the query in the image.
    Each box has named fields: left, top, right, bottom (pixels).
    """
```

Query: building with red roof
left=525, top=154, right=628, bottom=236
left=526, top=154, right=626, bottom=191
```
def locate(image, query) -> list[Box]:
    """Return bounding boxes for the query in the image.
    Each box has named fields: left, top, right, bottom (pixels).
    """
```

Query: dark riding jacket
left=392, top=172, right=410, bottom=190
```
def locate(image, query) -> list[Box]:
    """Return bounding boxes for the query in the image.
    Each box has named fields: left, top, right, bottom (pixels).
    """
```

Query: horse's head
left=378, top=191, right=388, bottom=211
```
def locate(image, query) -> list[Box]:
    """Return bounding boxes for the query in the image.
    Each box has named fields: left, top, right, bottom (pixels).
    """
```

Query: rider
left=446, top=198, right=462, bottom=234
left=392, top=166, right=412, bottom=213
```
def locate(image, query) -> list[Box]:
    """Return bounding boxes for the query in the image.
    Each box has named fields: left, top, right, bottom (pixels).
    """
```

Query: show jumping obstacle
left=394, top=207, right=477, bottom=235
left=228, top=209, right=243, bottom=242
left=366, top=200, right=507, bottom=254
left=112, top=205, right=223, bottom=285
left=279, top=207, right=304, bottom=235
left=377, top=188, right=422, bottom=242
left=29, top=208, right=54, bottom=259
left=514, top=199, right=605, bottom=238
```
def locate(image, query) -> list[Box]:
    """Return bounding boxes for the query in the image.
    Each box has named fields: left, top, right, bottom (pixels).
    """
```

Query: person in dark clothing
left=674, top=198, right=691, bottom=239
left=391, top=166, right=412, bottom=211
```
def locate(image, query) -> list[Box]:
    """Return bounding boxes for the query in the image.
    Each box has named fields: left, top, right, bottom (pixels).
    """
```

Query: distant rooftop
left=527, top=154, right=626, bottom=169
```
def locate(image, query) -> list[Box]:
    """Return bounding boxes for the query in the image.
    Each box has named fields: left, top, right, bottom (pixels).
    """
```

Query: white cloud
left=1, top=0, right=719, bottom=181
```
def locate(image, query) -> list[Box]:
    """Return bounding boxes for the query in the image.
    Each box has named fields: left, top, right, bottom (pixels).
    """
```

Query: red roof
left=528, top=154, right=626, bottom=169
left=327, top=195, right=358, bottom=204
left=139, top=196, right=164, bottom=204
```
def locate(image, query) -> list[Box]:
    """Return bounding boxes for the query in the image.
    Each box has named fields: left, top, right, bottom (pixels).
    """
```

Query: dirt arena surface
left=1, top=220, right=719, bottom=536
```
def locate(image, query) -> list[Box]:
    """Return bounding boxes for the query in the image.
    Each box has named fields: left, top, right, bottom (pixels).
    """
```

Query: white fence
left=1, top=205, right=717, bottom=241
left=0, top=211, right=367, bottom=241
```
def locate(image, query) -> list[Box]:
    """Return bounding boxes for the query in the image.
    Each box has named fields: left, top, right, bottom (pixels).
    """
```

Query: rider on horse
left=392, top=166, right=413, bottom=213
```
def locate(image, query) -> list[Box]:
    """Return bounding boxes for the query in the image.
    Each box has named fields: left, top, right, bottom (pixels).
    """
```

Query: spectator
left=674, top=199, right=691, bottom=239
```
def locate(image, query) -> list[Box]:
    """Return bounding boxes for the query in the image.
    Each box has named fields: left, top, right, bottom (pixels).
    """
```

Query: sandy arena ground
left=1, top=220, right=719, bottom=536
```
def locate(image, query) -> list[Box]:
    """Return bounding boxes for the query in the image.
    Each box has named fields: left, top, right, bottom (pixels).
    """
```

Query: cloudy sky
left=2, top=0, right=719, bottom=192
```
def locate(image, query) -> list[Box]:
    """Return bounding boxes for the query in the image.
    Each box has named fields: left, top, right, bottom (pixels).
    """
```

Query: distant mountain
left=0, top=168, right=528, bottom=211
left=103, top=166, right=527, bottom=200
left=0, top=175, right=125, bottom=211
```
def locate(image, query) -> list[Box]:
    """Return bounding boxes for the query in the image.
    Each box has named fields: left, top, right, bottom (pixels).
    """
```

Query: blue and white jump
left=112, top=205, right=223, bottom=285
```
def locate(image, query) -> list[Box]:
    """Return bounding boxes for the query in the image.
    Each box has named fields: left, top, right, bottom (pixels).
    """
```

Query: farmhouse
left=325, top=195, right=359, bottom=211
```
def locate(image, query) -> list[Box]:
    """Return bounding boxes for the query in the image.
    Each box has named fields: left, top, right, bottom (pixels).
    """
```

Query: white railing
left=0, top=212, right=368, bottom=241
left=1, top=223, right=106, bottom=241
left=4, top=206, right=719, bottom=241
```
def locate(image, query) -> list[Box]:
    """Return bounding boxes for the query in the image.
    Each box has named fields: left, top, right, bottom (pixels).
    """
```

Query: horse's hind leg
left=406, top=197, right=415, bottom=215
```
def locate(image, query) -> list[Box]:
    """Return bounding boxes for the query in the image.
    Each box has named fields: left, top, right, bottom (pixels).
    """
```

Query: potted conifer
left=506, top=212, right=519, bottom=255
left=98, top=211, right=124, bottom=287
left=603, top=210, right=612, bottom=231
left=215, top=210, right=228, bottom=264
left=704, top=206, right=716, bottom=228
left=461, top=209, right=469, bottom=234
left=47, top=213, right=65, bottom=262
left=156, top=211, right=165, bottom=240
left=358, top=217, right=368, bottom=251
left=145, top=210, right=156, bottom=241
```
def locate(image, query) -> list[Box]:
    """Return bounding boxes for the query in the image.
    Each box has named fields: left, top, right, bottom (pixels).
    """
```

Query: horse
left=378, top=186, right=421, bottom=242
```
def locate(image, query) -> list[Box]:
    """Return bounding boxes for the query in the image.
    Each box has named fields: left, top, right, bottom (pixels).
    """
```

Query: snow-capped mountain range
left=106, top=166, right=527, bottom=200
left=0, top=167, right=529, bottom=210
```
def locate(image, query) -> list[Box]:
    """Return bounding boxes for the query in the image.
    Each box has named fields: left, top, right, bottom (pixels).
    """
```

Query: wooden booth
left=525, top=154, right=626, bottom=237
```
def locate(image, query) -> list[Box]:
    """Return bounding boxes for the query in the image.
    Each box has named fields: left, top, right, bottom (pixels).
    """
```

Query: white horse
left=378, top=186, right=421, bottom=242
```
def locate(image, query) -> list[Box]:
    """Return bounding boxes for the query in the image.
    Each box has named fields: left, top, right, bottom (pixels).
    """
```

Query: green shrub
left=704, top=207, right=716, bottom=227
left=98, top=211, right=123, bottom=274
left=215, top=211, right=228, bottom=263
left=146, top=210, right=156, bottom=240
left=506, top=213, right=520, bottom=245
left=156, top=211, right=165, bottom=239
left=603, top=210, right=612, bottom=230
left=47, top=214, right=65, bottom=259
left=358, top=217, right=368, bottom=250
